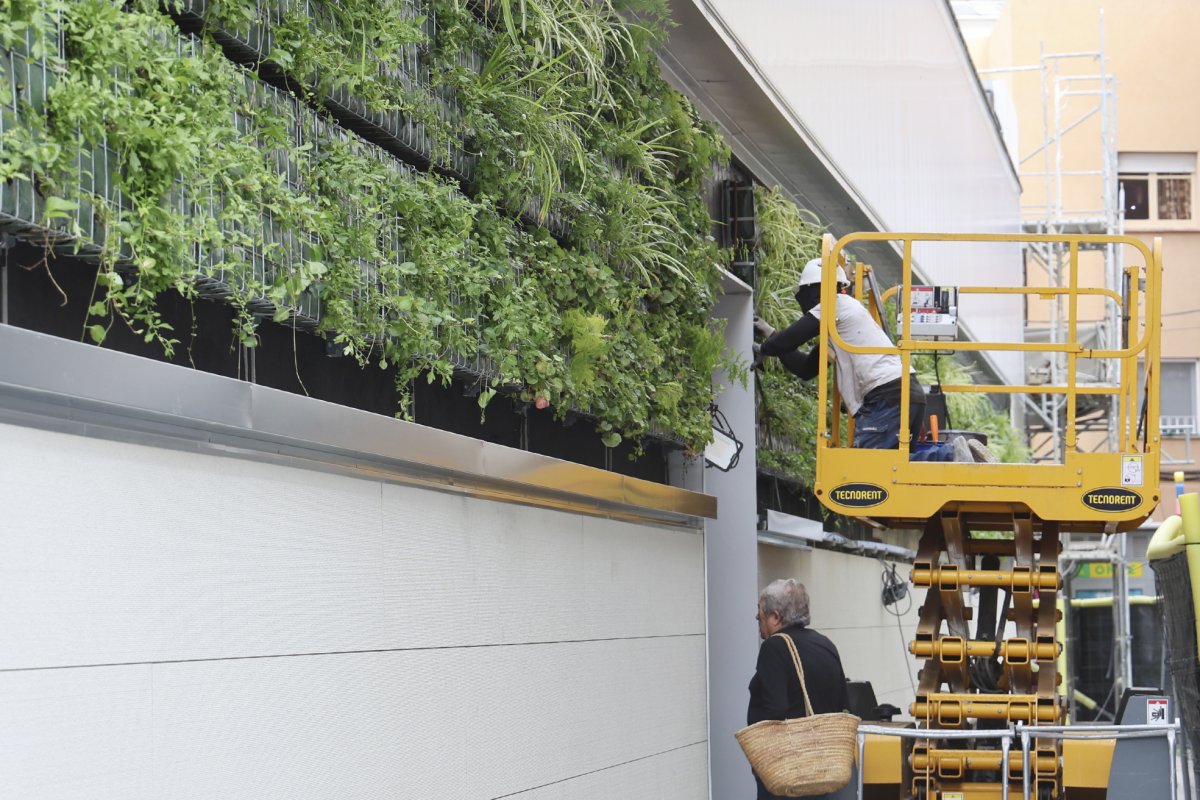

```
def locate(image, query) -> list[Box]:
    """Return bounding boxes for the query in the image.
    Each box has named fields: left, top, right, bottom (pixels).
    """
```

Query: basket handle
left=774, top=632, right=815, bottom=717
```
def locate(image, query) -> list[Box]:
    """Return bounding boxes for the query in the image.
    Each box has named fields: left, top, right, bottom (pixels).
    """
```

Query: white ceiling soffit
left=1117, top=152, right=1197, bottom=173
left=660, top=0, right=1017, bottom=386
left=658, top=0, right=905, bottom=278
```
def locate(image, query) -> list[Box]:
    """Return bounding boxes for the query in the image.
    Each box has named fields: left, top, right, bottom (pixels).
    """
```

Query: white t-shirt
left=808, top=294, right=902, bottom=416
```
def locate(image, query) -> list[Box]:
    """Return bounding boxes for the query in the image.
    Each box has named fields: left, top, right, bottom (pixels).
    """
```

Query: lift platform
left=810, top=233, right=1173, bottom=799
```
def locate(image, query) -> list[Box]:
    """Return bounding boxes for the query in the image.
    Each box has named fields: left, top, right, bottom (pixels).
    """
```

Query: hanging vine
left=0, top=0, right=740, bottom=451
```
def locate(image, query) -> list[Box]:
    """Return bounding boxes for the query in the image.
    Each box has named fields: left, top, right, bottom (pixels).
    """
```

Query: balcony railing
left=1161, top=415, right=1195, bottom=465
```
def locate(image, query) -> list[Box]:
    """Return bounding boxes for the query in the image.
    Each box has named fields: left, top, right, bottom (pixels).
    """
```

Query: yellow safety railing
left=816, top=232, right=1161, bottom=459
left=811, top=232, right=1162, bottom=528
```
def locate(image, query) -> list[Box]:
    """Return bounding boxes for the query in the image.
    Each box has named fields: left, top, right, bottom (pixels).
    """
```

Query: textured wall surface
left=0, top=423, right=708, bottom=799
left=758, top=545, right=921, bottom=713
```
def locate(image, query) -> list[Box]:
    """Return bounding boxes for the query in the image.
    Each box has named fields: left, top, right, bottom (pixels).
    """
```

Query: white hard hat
left=797, top=257, right=849, bottom=288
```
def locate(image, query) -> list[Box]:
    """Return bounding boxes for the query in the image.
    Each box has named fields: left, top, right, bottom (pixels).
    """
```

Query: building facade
left=964, top=0, right=1200, bottom=514
left=1, top=1, right=1023, bottom=798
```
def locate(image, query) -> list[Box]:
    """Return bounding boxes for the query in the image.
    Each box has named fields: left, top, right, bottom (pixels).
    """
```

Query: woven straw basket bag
left=735, top=633, right=860, bottom=797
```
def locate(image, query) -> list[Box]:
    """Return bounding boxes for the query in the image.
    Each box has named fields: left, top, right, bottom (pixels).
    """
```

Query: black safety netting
left=1151, top=552, right=1200, bottom=776
left=1069, top=603, right=1164, bottom=721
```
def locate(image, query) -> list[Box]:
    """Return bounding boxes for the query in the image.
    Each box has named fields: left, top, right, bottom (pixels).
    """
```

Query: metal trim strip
left=0, top=326, right=715, bottom=526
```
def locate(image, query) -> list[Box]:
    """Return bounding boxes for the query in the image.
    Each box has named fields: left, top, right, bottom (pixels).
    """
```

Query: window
left=720, top=178, right=757, bottom=285
left=1159, top=176, right=1192, bottom=219
left=1141, top=360, right=1198, bottom=435
left=1162, top=361, right=1197, bottom=435
left=1118, top=152, right=1196, bottom=224
left=1120, top=175, right=1150, bottom=219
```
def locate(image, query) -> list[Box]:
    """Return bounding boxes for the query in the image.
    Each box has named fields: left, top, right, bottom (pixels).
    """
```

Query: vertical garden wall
left=0, top=0, right=738, bottom=452
left=0, top=0, right=1024, bottom=486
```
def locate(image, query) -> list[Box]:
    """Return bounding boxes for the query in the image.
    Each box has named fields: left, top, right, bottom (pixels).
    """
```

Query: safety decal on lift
left=829, top=483, right=889, bottom=508
left=1122, top=455, right=1144, bottom=486
left=1148, top=698, right=1169, bottom=725
left=1082, top=486, right=1142, bottom=512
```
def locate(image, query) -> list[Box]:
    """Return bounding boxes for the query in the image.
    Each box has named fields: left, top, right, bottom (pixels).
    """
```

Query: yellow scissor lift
left=811, top=232, right=1163, bottom=800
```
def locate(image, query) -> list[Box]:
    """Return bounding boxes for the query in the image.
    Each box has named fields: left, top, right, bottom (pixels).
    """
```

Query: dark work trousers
left=853, top=394, right=956, bottom=461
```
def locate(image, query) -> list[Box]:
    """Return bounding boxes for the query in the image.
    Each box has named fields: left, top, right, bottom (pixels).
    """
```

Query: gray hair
left=759, top=579, right=811, bottom=627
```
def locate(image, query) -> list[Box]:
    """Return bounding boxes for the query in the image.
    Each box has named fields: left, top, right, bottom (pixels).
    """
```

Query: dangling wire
left=970, top=587, right=1012, bottom=693
left=707, top=402, right=743, bottom=471
left=933, top=350, right=954, bottom=430
left=880, top=559, right=917, bottom=697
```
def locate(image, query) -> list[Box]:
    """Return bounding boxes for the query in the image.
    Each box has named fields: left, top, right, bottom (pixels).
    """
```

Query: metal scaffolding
left=978, top=12, right=1122, bottom=463
left=1059, top=534, right=1133, bottom=723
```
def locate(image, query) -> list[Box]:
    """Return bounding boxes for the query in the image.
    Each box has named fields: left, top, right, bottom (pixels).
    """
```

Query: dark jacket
left=747, top=625, right=850, bottom=799
left=747, top=624, right=849, bottom=725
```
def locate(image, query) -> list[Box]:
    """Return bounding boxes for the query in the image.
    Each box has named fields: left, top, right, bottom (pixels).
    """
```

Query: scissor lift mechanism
left=811, top=232, right=1164, bottom=799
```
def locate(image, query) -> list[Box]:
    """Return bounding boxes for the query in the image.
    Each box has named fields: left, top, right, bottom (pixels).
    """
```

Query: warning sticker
left=1148, top=698, right=1169, bottom=725
left=1122, top=456, right=1144, bottom=487
left=942, top=794, right=965, bottom=800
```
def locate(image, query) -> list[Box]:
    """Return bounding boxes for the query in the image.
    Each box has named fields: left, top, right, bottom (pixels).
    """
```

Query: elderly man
left=748, top=579, right=849, bottom=799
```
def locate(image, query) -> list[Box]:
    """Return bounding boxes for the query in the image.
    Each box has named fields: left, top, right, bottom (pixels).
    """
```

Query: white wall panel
left=508, top=743, right=708, bottom=799
left=0, top=422, right=708, bottom=798
left=0, top=667, right=154, bottom=799
left=0, top=639, right=706, bottom=799
left=702, top=0, right=1025, bottom=382
left=0, top=424, right=704, bottom=669
left=759, top=545, right=920, bottom=711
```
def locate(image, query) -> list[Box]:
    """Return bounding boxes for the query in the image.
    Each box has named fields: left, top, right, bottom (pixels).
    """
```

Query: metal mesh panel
left=1068, top=602, right=1165, bottom=722
left=1152, top=553, right=1200, bottom=768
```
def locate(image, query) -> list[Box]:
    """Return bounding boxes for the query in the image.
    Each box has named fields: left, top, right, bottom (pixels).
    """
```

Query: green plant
left=753, top=185, right=825, bottom=485
left=1, top=0, right=738, bottom=455
left=562, top=308, right=608, bottom=392
left=912, top=353, right=1030, bottom=463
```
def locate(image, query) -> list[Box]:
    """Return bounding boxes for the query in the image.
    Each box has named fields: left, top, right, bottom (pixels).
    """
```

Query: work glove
left=752, top=316, right=776, bottom=340
left=751, top=342, right=765, bottom=370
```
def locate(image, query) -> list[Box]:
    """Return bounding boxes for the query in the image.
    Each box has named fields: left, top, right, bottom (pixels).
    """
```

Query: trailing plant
left=753, top=185, right=825, bottom=485
left=911, top=353, right=1030, bottom=463
left=562, top=308, right=608, bottom=393
left=0, top=0, right=738, bottom=453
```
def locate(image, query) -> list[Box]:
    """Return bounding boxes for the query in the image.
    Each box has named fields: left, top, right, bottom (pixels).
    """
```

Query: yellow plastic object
left=1035, top=595, right=1160, bottom=608
left=1056, top=597, right=1067, bottom=699
left=1180, top=492, right=1200, bottom=662
left=861, top=732, right=903, bottom=787
left=1147, top=515, right=1185, bottom=560
left=1073, top=690, right=1100, bottom=711
left=1070, top=595, right=1161, bottom=607
left=1062, top=738, right=1116, bottom=791
left=812, top=231, right=1163, bottom=531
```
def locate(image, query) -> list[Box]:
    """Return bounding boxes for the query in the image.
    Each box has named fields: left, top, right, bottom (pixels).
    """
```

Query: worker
left=747, top=579, right=849, bottom=799
left=753, top=258, right=977, bottom=462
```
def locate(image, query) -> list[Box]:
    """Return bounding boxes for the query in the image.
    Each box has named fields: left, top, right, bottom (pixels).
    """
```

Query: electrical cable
left=969, top=587, right=1012, bottom=693
left=707, top=402, right=742, bottom=471
left=933, top=350, right=954, bottom=430
left=1094, top=639, right=1120, bottom=722
left=880, top=559, right=917, bottom=697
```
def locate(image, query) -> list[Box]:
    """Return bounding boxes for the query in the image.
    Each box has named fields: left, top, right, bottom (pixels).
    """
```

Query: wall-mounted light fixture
left=704, top=403, right=743, bottom=471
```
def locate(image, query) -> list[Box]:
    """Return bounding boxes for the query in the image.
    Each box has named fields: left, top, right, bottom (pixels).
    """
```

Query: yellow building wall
left=972, top=0, right=1200, bottom=474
